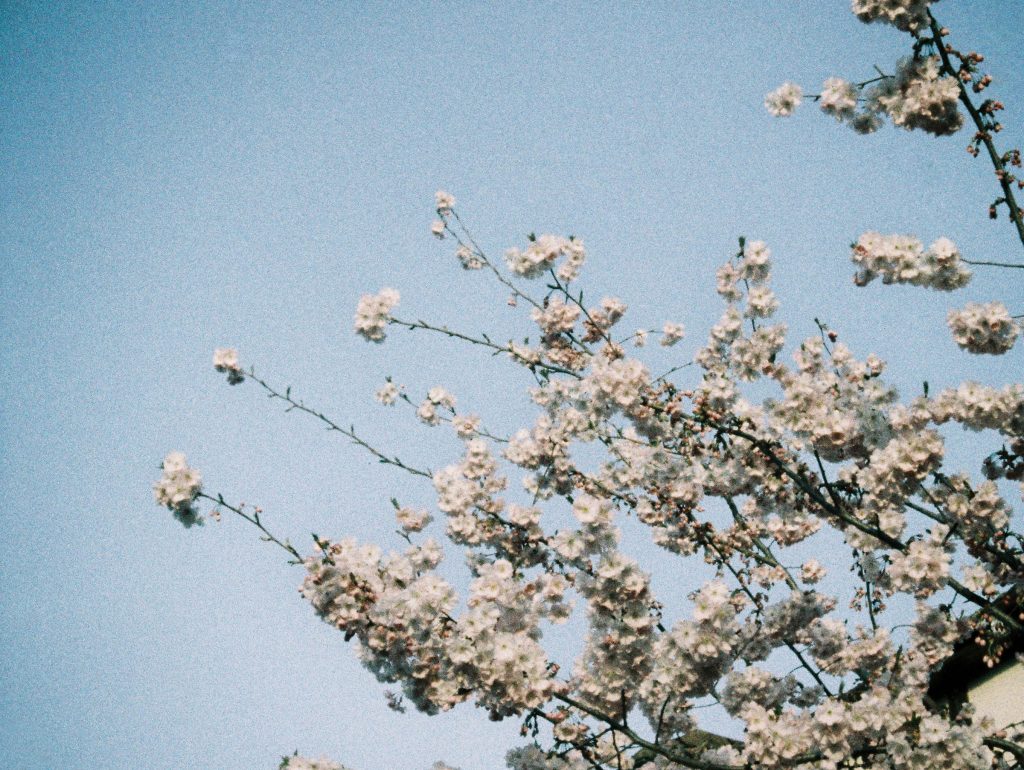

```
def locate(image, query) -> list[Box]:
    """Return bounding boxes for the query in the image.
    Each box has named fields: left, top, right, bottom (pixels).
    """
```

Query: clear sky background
left=2, top=2, right=1023, bottom=769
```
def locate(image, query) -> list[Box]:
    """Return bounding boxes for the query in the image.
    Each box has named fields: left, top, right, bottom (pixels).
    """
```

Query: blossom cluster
left=817, top=77, right=858, bottom=122
left=504, top=235, right=586, bottom=281
left=770, top=56, right=963, bottom=137
left=851, top=232, right=971, bottom=290
left=928, top=381, right=1024, bottom=436
left=354, top=287, right=400, bottom=342
left=158, top=4, right=1024, bottom=760
left=417, top=386, right=456, bottom=426
left=771, top=336, right=895, bottom=462
left=696, top=238, right=786, bottom=395
left=947, top=301, right=1020, bottom=355
left=848, top=235, right=1020, bottom=355
left=375, top=380, right=400, bottom=405
left=161, top=178, right=1024, bottom=768
left=213, top=347, right=244, bottom=385
left=887, top=527, right=952, bottom=597
left=867, top=56, right=963, bottom=136
left=300, top=526, right=570, bottom=719
left=851, top=0, right=935, bottom=32
left=764, top=82, right=802, bottom=117
left=152, top=451, right=203, bottom=527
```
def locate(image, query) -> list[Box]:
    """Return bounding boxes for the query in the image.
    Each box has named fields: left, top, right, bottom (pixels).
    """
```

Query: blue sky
left=2, top=2, right=1022, bottom=768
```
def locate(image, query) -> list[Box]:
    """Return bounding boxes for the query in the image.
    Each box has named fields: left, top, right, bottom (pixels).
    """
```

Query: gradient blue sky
left=2, top=2, right=1022, bottom=768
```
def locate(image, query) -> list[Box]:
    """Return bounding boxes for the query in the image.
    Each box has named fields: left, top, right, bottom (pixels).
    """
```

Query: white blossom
left=504, top=235, right=584, bottom=279
left=435, top=189, right=455, bottom=213
left=851, top=232, right=971, bottom=290
left=213, top=347, right=244, bottom=384
left=455, top=244, right=483, bottom=270
left=354, top=288, right=400, bottom=343
left=865, top=56, right=963, bottom=136
left=852, top=0, right=934, bottom=32
left=947, top=301, right=1019, bottom=354
left=395, top=506, right=433, bottom=532
left=375, top=381, right=400, bottom=405
left=765, top=82, right=803, bottom=117
left=660, top=321, right=685, bottom=346
left=152, top=451, right=203, bottom=527
left=819, top=77, right=858, bottom=121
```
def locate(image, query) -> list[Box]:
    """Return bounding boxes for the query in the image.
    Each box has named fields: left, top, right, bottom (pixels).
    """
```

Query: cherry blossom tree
left=154, top=3, right=1023, bottom=769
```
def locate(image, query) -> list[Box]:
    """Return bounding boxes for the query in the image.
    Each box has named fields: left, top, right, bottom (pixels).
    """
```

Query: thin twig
left=198, top=491, right=303, bottom=563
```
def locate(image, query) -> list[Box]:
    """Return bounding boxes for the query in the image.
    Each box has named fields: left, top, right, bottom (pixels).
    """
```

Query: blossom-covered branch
left=152, top=4, right=1024, bottom=769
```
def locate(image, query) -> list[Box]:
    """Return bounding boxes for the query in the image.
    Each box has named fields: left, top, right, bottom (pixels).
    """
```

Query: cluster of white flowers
left=660, top=321, right=685, bottom=346
left=574, top=549, right=658, bottom=716
left=430, top=191, right=456, bottom=239
left=772, top=338, right=895, bottom=461
left=801, top=559, right=827, bottom=583
left=928, top=381, right=1024, bottom=435
left=851, top=0, right=935, bottom=32
left=395, top=505, right=433, bottom=533
left=577, top=297, right=627, bottom=343
left=696, top=239, right=788, bottom=405
left=741, top=675, right=995, bottom=770
left=638, top=581, right=742, bottom=736
left=354, top=287, right=400, bottom=342
left=504, top=235, right=586, bottom=281
left=375, top=380, right=400, bottom=405
left=152, top=451, right=203, bottom=527
left=868, top=56, right=963, bottom=136
left=720, top=666, right=798, bottom=716
left=279, top=757, right=462, bottom=770
left=417, top=386, right=456, bottom=426
left=851, top=232, right=971, bottom=290
left=531, top=297, right=580, bottom=336
left=503, top=413, right=575, bottom=498
left=960, top=561, right=999, bottom=598
left=859, top=428, right=945, bottom=506
left=435, top=189, right=455, bottom=214
left=584, top=355, right=650, bottom=412
left=168, top=147, right=1024, bottom=768
left=887, top=528, right=952, bottom=597
left=299, top=535, right=470, bottom=712
left=947, top=301, right=1020, bottom=354
left=451, top=414, right=480, bottom=438
left=781, top=56, right=963, bottom=137
left=213, top=347, right=244, bottom=385
left=454, top=244, right=483, bottom=270
left=764, top=81, right=803, bottom=117
left=430, top=438, right=555, bottom=560
left=819, top=77, right=859, bottom=121
left=506, top=745, right=589, bottom=770
left=911, top=601, right=961, bottom=666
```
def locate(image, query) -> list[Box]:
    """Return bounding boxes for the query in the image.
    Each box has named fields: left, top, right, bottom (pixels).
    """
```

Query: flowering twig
left=661, top=404, right=1024, bottom=634
left=390, top=316, right=582, bottom=378
left=926, top=12, right=1024, bottom=251
left=445, top=209, right=545, bottom=312
left=242, top=367, right=434, bottom=479
left=198, top=491, right=303, bottom=563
